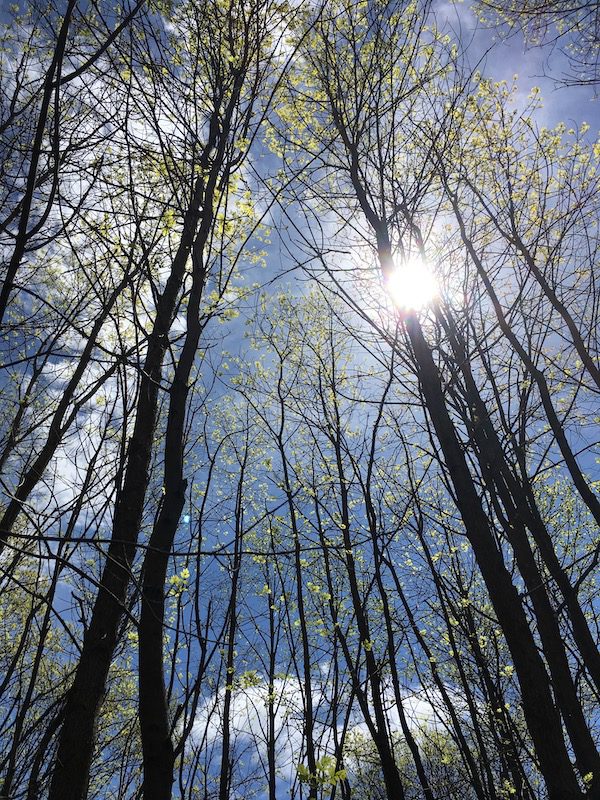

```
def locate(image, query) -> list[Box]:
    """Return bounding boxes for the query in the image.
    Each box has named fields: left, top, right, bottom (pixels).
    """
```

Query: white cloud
left=189, top=673, right=469, bottom=792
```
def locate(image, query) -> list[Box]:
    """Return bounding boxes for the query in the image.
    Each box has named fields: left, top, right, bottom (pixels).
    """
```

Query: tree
left=475, top=0, right=600, bottom=87
left=271, top=1, right=600, bottom=796
left=2, top=1, right=600, bottom=798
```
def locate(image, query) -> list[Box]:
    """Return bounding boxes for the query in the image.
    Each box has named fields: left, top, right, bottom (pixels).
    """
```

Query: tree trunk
left=49, top=175, right=205, bottom=800
left=403, top=312, right=583, bottom=800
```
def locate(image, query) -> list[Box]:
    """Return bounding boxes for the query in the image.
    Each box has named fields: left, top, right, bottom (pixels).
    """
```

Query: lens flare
left=386, top=256, right=438, bottom=311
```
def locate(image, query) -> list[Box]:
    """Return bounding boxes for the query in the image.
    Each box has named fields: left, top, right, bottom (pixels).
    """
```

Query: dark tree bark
left=137, top=9, right=274, bottom=789
left=403, top=310, right=583, bottom=799
left=445, top=192, right=600, bottom=697
left=49, top=170, right=207, bottom=800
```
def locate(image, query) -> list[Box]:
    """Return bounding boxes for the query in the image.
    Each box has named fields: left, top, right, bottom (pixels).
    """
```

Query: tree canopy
left=1, top=1, right=600, bottom=799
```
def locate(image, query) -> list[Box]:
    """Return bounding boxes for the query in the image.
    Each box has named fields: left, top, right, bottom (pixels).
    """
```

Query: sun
left=386, top=256, right=438, bottom=311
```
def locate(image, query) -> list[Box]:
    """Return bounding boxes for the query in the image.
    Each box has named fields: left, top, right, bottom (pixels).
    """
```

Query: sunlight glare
left=386, top=256, right=438, bottom=311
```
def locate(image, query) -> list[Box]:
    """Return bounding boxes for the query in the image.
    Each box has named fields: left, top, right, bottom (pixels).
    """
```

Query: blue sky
left=437, top=0, right=600, bottom=131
